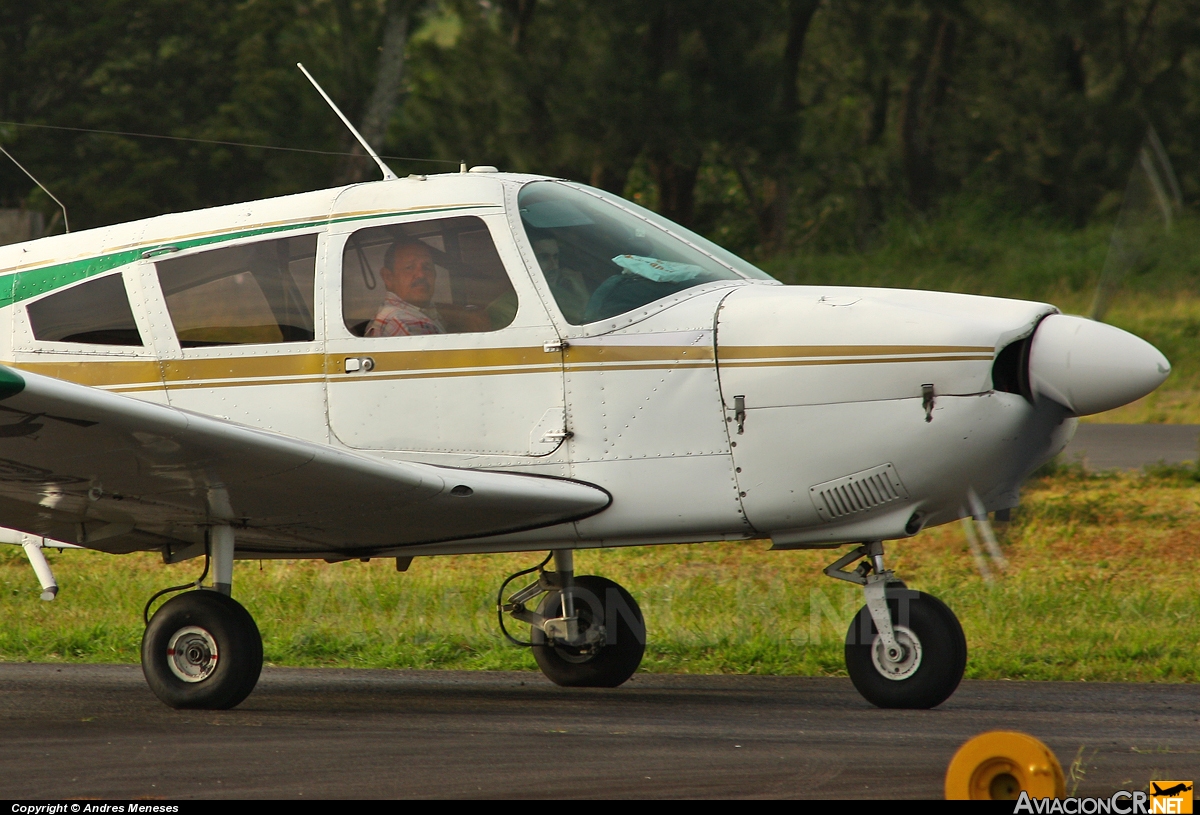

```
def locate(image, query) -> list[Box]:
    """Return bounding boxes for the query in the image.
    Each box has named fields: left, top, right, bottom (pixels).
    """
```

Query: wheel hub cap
left=871, top=624, right=922, bottom=680
left=166, top=626, right=219, bottom=683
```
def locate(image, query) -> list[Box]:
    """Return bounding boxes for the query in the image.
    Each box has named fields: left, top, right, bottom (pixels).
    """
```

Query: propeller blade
left=1089, top=125, right=1182, bottom=322
left=968, top=489, right=1009, bottom=572
left=959, top=512, right=994, bottom=583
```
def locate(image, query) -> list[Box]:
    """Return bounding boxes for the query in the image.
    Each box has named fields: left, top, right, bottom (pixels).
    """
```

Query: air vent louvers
left=810, top=463, right=909, bottom=522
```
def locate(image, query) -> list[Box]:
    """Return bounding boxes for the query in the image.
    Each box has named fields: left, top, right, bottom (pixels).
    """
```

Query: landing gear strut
left=500, top=550, right=646, bottom=687
left=141, top=525, right=263, bottom=709
left=825, top=541, right=966, bottom=709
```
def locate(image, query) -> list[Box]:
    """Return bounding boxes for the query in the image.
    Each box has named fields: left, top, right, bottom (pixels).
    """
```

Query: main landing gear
left=499, top=550, right=646, bottom=687
left=141, top=526, right=263, bottom=709
left=825, top=541, right=967, bottom=709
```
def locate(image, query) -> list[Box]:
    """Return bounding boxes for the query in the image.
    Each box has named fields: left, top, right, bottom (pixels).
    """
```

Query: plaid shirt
left=365, top=292, right=445, bottom=337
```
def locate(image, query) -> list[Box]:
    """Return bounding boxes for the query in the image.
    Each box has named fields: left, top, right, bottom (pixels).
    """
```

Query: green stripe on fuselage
left=0, top=204, right=496, bottom=308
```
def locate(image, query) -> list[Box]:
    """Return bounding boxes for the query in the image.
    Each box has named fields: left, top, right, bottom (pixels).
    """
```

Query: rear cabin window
left=342, top=216, right=516, bottom=337
left=156, top=235, right=317, bottom=347
left=27, top=273, right=144, bottom=346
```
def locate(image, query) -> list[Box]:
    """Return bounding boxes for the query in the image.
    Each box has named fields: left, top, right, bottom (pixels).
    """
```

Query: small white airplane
left=0, top=71, right=1170, bottom=711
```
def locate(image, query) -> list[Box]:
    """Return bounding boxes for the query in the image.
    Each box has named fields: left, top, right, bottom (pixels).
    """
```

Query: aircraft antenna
left=0, top=144, right=69, bottom=233
left=297, top=62, right=398, bottom=182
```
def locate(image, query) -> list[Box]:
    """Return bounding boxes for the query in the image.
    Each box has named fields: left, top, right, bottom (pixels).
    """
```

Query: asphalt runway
left=1064, top=424, right=1199, bottom=471
left=1, top=665, right=1196, bottom=799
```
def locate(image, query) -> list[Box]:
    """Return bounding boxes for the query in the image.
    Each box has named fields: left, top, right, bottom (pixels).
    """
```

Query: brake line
left=142, top=546, right=211, bottom=626
left=496, top=552, right=553, bottom=647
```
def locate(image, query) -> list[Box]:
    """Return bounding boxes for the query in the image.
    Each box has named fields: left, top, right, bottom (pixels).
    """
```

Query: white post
left=21, top=538, right=57, bottom=601
left=211, top=525, right=235, bottom=596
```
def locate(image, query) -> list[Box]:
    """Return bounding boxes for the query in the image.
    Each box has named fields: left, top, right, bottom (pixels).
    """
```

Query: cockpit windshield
left=517, top=181, right=774, bottom=325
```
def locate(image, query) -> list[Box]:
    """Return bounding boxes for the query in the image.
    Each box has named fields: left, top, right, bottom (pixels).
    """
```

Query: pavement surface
left=1064, top=424, right=1199, bottom=471
left=1, top=664, right=1196, bottom=799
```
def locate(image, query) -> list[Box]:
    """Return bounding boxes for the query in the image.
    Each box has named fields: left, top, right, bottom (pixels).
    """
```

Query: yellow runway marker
left=945, top=730, right=1065, bottom=800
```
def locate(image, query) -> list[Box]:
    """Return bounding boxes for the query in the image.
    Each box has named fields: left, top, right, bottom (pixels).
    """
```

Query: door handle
left=344, top=357, right=375, bottom=373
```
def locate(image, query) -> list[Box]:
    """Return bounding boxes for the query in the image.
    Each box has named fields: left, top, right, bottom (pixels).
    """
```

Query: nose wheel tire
left=844, top=588, right=966, bottom=709
left=142, top=590, right=263, bottom=709
left=531, top=575, right=646, bottom=688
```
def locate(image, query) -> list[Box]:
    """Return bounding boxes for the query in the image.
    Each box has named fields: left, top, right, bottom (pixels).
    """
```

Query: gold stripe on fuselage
left=2, top=343, right=995, bottom=392
left=718, top=355, right=995, bottom=369
left=160, top=354, right=326, bottom=382
left=5, top=358, right=164, bottom=388
left=716, top=344, right=993, bottom=360
left=716, top=343, right=995, bottom=370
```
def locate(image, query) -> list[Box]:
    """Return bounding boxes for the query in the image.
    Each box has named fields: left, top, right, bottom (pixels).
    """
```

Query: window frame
left=149, top=230, right=323, bottom=353
left=507, top=180, right=771, bottom=338
left=327, top=211, right=538, bottom=342
left=13, top=266, right=160, bottom=356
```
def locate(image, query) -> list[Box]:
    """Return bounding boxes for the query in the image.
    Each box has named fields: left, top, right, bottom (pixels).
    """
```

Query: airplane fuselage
left=0, top=172, right=1155, bottom=559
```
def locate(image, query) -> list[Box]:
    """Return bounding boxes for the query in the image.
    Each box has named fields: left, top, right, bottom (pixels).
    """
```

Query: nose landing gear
left=825, top=541, right=967, bottom=709
left=499, top=550, right=646, bottom=687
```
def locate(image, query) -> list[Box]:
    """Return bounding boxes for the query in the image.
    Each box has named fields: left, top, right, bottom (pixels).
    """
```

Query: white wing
left=0, top=366, right=607, bottom=557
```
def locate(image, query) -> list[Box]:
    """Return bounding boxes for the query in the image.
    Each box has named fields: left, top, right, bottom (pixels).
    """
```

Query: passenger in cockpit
left=365, top=240, right=446, bottom=336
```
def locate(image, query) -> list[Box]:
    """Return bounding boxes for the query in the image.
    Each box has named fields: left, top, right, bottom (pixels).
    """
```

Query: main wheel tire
left=844, top=588, right=966, bottom=709
left=142, top=590, right=263, bottom=710
left=531, top=575, right=646, bottom=688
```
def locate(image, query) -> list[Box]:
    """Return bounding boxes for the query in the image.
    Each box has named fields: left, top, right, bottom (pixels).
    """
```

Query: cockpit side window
left=517, top=181, right=767, bottom=325
left=341, top=215, right=516, bottom=337
left=27, top=272, right=144, bottom=346
left=155, top=234, right=317, bottom=348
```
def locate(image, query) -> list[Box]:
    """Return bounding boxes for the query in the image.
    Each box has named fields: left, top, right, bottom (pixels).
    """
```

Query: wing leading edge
left=0, top=366, right=608, bottom=557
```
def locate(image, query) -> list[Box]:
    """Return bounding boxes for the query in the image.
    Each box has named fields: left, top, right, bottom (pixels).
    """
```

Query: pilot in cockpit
left=365, top=240, right=446, bottom=337
left=487, top=237, right=589, bottom=327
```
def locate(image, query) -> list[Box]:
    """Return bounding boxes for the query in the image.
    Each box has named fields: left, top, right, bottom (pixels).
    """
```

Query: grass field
left=2, top=465, right=1197, bottom=682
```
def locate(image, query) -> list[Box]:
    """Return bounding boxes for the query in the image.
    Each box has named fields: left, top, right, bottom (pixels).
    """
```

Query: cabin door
left=324, top=212, right=568, bottom=463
